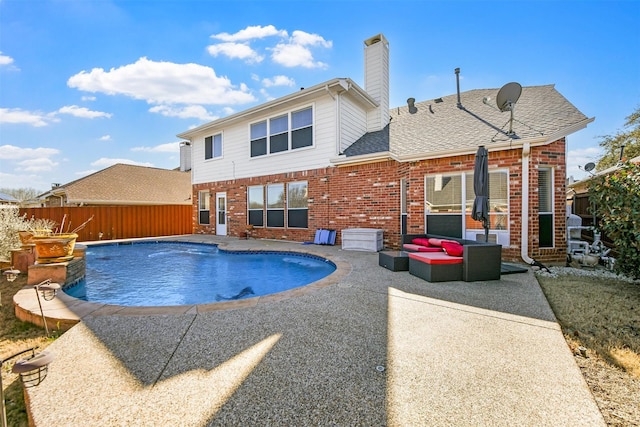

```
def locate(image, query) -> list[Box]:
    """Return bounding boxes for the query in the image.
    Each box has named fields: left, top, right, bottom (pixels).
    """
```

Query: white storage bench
left=341, top=228, right=383, bottom=252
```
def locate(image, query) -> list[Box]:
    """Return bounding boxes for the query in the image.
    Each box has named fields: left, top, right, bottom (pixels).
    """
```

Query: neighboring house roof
left=0, top=192, right=20, bottom=203
left=341, top=84, right=593, bottom=162
left=568, top=154, right=640, bottom=194
left=41, top=164, right=192, bottom=205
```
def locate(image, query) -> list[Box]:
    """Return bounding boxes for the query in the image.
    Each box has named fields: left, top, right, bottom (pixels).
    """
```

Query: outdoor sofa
left=401, top=234, right=502, bottom=282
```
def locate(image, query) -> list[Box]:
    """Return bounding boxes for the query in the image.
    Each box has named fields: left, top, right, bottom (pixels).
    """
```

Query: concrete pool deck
left=21, top=235, right=604, bottom=426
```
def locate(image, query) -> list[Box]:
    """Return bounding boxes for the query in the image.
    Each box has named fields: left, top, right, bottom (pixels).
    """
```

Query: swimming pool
left=64, top=242, right=336, bottom=306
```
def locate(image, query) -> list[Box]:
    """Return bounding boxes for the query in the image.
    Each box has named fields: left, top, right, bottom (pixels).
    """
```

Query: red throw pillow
left=441, top=240, right=464, bottom=257
left=412, top=238, right=431, bottom=247
left=428, top=238, right=443, bottom=247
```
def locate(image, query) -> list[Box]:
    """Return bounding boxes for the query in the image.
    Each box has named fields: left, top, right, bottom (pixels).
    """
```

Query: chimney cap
left=364, top=33, right=388, bottom=46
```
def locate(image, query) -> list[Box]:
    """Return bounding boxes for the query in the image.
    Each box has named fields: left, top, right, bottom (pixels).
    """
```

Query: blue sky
left=1, top=0, right=638, bottom=192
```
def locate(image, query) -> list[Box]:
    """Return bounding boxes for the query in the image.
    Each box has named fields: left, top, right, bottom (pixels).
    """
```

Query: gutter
left=520, top=142, right=534, bottom=265
left=177, top=78, right=377, bottom=140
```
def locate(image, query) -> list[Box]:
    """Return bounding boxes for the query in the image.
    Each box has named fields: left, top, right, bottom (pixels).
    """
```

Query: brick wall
left=192, top=139, right=568, bottom=264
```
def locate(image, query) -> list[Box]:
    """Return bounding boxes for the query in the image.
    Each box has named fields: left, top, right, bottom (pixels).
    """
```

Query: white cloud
left=0, top=144, right=60, bottom=160
left=221, top=107, right=235, bottom=116
left=291, top=30, right=332, bottom=48
left=67, top=57, right=256, bottom=106
left=148, top=105, right=218, bottom=121
left=262, top=75, right=295, bottom=87
left=91, top=158, right=154, bottom=168
left=211, top=25, right=287, bottom=42
left=82, top=96, right=97, bottom=101
left=260, top=88, right=275, bottom=101
left=131, top=142, right=180, bottom=153
left=99, top=135, right=111, bottom=141
left=18, top=157, right=59, bottom=172
left=58, top=105, right=112, bottom=119
left=207, top=42, right=264, bottom=63
left=0, top=108, right=58, bottom=127
left=0, top=171, right=48, bottom=190
left=271, top=31, right=331, bottom=68
left=0, top=51, right=15, bottom=66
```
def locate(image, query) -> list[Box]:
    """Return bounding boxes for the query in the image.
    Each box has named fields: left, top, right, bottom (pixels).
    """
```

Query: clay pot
left=32, top=233, right=78, bottom=264
left=18, top=230, right=34, bottom=245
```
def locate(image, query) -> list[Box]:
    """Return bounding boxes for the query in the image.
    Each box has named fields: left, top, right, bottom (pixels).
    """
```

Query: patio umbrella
left=471, top=145, right=490, bottom=242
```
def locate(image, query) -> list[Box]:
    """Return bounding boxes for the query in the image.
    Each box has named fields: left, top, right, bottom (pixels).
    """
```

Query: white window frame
left=198, top=190, right=210, bottom=225
left=249, top=105, right=314, bottom=158
left=538, top=167, right=554, bottom=248
left=286, top=181, right=308, bottom=229
left=424, top=170, right=510, bottom=246
left=205, top=133, right=222, bottom=160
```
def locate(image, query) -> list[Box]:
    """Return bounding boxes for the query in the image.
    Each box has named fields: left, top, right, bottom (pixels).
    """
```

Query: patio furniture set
left=378, top=234, right=502, bottom=282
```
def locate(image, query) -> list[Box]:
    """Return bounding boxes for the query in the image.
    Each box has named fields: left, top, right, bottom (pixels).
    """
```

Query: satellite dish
left=496, top=82, right=522, bottom=136
left=584, top=162, right=596, bottom=172
left=496, top=82, right=522, bottom=112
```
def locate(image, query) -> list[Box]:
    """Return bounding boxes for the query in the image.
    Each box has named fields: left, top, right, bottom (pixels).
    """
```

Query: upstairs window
left=205, top=134, right=222, bottom=159
left=250, top=106, right=313, bottom=157
left=291, top=107, right=313, bottom=149
left=250, top=121, right=267, bottom=157
left=269, top=115, right=289, bottom=153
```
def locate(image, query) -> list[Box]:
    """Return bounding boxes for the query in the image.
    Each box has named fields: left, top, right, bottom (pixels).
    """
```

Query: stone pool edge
left=13, top=237, right=352, bottom=331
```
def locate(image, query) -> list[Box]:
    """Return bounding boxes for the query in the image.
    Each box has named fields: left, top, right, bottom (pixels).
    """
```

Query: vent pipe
left=407, top=97, right=417, bottom=114
left=455, top=68, right=462, bottom=109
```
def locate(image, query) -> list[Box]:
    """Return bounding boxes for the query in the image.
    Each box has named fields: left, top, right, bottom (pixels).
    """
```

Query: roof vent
left=407, top=98, right=417, bottom=114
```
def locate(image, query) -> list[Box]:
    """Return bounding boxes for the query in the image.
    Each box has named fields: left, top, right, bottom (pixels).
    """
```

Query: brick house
left=177, top=34, right=593, bottom=264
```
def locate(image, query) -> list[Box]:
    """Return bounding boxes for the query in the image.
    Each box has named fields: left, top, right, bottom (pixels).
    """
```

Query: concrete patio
left=21, top=235, right=604, bottom=426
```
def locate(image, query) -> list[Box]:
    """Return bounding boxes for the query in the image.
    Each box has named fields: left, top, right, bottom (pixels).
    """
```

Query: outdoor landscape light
left=35, top=279, right=60, bottom=301
left=33, top=279, right=61, bottom=336
left=1, top=267, right=20, bottom=283
left=1, top=347, right=55, bottom=427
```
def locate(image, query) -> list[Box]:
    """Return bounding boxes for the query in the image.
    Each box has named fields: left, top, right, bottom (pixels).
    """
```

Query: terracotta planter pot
left=32, top=233, right=78, bottom=264
left=18, top=230, right=34, bottom=245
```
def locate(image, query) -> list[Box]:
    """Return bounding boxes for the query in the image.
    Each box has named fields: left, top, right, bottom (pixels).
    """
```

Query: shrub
left=0, top=205, right=27, bottom=261
left=588, top=161, right=640, bottom=279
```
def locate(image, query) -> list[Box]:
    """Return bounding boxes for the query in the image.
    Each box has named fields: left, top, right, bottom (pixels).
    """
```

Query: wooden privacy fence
left=19, top=205, right=192, bottom=242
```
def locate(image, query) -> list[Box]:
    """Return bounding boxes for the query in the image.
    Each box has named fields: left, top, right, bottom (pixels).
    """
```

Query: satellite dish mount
left=496, top=82, right=522, bottom=136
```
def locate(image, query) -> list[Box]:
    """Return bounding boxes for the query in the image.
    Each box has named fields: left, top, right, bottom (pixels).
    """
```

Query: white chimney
left=364, top=34, right=390, bottom=132
left=179, top=141, right=191, bottom=172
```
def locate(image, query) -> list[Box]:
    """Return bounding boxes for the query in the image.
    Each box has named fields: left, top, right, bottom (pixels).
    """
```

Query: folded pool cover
left=314, top=229, right=336, bottom=245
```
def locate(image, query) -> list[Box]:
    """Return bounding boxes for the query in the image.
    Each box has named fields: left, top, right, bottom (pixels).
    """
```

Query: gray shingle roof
left=343, top=125, right=389, bottom=156
left=345, top=84, right=590, bottom=158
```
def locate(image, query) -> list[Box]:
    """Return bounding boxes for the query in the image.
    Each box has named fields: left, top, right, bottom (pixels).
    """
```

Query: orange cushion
left=441, top=240, right=464, bottom=257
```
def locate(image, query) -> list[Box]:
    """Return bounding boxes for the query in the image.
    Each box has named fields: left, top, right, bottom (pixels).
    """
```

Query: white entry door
left=215, top=192, right=227, bottom=236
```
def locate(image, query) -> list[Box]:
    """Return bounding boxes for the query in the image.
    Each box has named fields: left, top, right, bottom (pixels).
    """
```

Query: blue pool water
left=64, top=242, right=336, bottom=306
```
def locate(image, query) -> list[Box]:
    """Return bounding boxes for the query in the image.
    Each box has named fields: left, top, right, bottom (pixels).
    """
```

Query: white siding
left=339, top=95, right=368, bottom=153
left=191, top=97, right=339, bottom=184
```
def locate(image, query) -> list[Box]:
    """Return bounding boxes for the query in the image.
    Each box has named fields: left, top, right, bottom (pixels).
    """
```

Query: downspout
left=521, top=143, right=548, bottom=270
